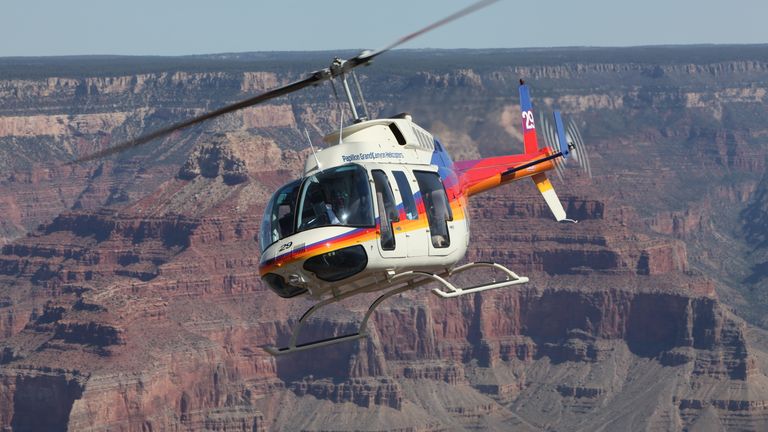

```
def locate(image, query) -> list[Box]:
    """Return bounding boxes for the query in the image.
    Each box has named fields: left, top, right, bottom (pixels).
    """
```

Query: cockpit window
left=297, top=164, right=374, bottom=231
left=260, top=179, right=300, bottom=252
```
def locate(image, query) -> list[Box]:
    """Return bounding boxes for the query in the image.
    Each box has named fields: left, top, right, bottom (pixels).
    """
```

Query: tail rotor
left=565, top=118, right=592, bottom=178
left=539, top=114, right=566, bottom=182
left=540, top=111, right=592, bottom=180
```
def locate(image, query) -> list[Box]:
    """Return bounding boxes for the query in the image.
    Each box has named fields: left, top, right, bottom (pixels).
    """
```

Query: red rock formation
left=0, top=173, right=765, bottom=430
left=2, top=47, right=768, bottom=430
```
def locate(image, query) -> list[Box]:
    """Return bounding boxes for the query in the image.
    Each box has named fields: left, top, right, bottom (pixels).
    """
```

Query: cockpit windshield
left=297, top=164, right=374, bottom=231
left=259, top=165, right=374, bottom=253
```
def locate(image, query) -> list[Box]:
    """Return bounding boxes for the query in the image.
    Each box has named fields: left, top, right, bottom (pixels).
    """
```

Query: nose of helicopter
left=259, top=226, right=374, bottom=298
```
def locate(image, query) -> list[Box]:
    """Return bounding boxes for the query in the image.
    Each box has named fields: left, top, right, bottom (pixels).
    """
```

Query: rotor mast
left=330, top=57, right=370, bottom=123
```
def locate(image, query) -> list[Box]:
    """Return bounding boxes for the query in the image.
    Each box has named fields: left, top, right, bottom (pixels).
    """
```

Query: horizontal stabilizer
left=532, top=173, right=573, bottom=222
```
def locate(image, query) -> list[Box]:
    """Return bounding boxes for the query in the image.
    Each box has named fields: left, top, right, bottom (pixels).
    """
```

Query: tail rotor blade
left=571, top=120, right=592, bottom=178
left=541, top=114, right=560, bottom=156
left=554, top=152, right=566, bottom=183
left=565, top=121, right=581, bottom=163
left=566, top=119, right=592, bottom=178
left=542, top=110, right=592, bottom=181
left=539, top=113, right=566, bottom=182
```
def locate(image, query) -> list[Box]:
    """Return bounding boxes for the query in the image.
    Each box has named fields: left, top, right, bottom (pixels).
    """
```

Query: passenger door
left=391, top=169, right=429, bottom=258
left=371, top=169, right=406, bottom=259
left=414, top=170, right=454, bottom=256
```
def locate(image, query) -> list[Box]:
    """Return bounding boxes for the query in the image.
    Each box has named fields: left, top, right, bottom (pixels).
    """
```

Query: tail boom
left=453, top=79, right=576, bottom=222
left=457, top=150, right=558, bottom=197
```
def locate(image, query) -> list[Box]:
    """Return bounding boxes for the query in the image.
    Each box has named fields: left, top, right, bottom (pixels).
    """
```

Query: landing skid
left=262, top=262, right=528, bottom=356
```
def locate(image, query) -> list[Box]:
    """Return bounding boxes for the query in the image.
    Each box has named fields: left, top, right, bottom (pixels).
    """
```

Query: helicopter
left=71, top=0, right=592, bottom=356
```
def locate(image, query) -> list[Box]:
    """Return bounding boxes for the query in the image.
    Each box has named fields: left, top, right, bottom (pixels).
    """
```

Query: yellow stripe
left=262, top=196, right=468, bottom=274
left=532, top=173, right=553, bottom=193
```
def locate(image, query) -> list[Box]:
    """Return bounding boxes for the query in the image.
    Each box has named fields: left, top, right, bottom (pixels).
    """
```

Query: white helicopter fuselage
left=258, top=116, right=470, bottom=300
left=257, top=80, right=585, bottom=355
left=65, top=0, right=580, bottom=356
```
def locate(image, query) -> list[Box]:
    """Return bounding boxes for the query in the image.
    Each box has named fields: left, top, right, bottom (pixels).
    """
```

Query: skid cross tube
left=431, top=262, right=529, bottom=298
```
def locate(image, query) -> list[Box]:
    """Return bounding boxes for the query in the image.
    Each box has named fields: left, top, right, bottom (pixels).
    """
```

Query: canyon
left=0, top=46, right=768, bottom=430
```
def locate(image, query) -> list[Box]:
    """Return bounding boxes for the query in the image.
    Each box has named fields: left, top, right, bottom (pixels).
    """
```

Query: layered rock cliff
left=1, top=181, right=766, bottom=431
left=1, top=46, right=768, bottom=430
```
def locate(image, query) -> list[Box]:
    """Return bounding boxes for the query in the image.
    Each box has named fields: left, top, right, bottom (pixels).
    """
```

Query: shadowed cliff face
left=741, top=170, right=768, bottom=295
left=6, top=374, right=84, bottom=432
left=1, top=46, right=768, bottom=430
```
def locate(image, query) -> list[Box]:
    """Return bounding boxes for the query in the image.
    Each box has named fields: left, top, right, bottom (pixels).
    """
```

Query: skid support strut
left=262, top=262, right=528, bottom=356
left=263, top=273, right=432, bottom=356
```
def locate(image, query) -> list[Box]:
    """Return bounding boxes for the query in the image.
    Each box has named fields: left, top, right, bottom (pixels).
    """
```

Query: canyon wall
left=1, top=46, right=768, bottom=430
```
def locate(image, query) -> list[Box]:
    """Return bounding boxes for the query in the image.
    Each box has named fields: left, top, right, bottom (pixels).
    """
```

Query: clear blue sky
left=2, top=0, right=766, bottom=57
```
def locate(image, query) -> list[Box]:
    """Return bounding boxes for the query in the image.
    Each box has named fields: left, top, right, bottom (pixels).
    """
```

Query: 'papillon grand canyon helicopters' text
left=73, top=0, right=592, bottom=356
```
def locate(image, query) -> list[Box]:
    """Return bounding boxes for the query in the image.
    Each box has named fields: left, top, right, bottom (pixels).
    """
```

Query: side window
left=393, top=171, right=418, bottom=220
left=414, top=171, right=452, bottom=248
left=372, top=170, right=398, bottom=250
left=259, top=179, right=300, bottom=252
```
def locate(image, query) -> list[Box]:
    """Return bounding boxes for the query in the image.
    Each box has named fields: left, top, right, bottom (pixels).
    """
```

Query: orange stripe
left=260, top=195, right=467, bottom=276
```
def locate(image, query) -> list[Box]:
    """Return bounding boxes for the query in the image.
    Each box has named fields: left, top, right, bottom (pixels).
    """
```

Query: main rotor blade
left=351, top=0, right=501, bottom=66
left=70, top=0, right=500, bottom=164
left=70, top=71, right=328, bottom=163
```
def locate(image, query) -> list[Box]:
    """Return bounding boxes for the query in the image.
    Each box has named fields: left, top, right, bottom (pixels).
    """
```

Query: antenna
left=338, top=109, right=345, bottom=146
left=304, top=129, right=321, bottom=171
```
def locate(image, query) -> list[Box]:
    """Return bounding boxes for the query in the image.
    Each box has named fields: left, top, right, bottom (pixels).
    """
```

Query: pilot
left=325, top=203, right=341, bottom=225
left=329, top=190, right=348, bottom=224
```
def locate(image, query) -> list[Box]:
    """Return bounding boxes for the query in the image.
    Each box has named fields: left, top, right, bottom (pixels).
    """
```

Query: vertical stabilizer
left=519, top=80, right=539, bottom=155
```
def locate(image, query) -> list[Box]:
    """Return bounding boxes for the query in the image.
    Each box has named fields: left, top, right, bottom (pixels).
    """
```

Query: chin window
left=303, top=245, right=368, bottom=282
left=262, top=273, right=308, bottom=298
